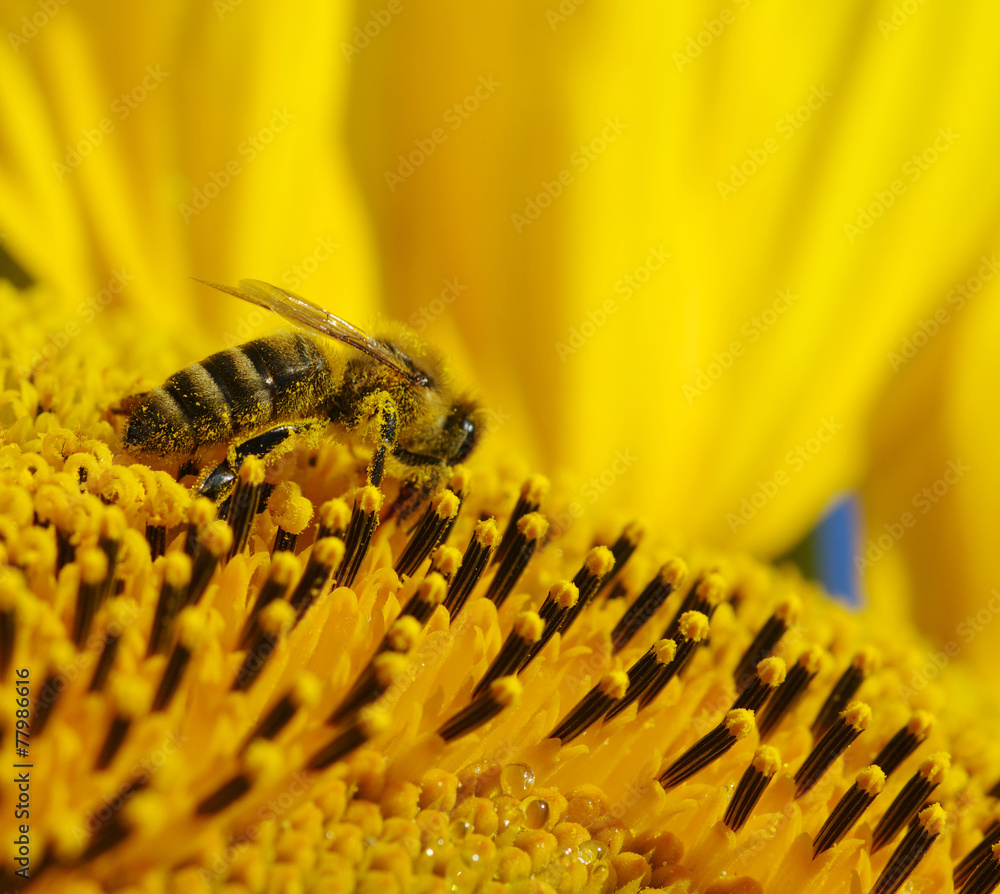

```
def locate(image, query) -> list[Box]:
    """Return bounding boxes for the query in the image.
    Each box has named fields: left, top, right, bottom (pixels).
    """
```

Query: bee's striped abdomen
left=123, top=332, right=334, bottom=456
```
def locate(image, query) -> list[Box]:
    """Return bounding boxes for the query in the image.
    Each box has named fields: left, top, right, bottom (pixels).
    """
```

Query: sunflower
left=3, top=1, right=1000, bottom=893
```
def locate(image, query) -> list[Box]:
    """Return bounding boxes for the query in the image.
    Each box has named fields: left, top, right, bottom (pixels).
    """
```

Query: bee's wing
left=195, top=278, right=428, bottom=386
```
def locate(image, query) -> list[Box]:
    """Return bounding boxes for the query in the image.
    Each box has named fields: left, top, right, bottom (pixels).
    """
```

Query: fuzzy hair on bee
left=121, top=280, right=484, bottom=505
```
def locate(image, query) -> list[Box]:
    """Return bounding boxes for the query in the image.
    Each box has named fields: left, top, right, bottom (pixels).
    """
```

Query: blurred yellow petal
left=349, top=0, right=1000, bottom=558
left=863, top=265, right=1000, bottom=673
left=0, top=2, right=378, bottom=360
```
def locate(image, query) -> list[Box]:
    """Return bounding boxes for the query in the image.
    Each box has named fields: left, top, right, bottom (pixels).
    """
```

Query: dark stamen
left=595, top=520, right=645, bottom=598
left=959, top=841, right=1000, bottom=894
left=393, top=572, right=448, bottom=629
left=183, top=498, right=216, bottom=557
left=732, top=596, right=801, bottom=693
left=72, top=546, right=109, bottom=647
left=872, top=752, right=949, bottom=853
left=94, top=715, right=132, bottom=771
left=610, top=558, right=687, bottom=654
left=288, top=538, right=344, bottom=624
left=438, top=677, right=523, bottom=742
left=474, top=611, right=543, bottom=698
left=757, top=646, right=824, bottom=740
left=186, top=520, right=234, bottom=606
left=812, top=764, right=885, bottom=857
left=443, top=519, right=501, bottom=618
left=267, top=481, right=313, bottom=554
left=238, top=552, right=299, bottom=649
left=232, top=600, right=295, bottom=692
left=308, top=710, right=388, bottom=771
left=485, top=512, right=549, bottom=609
left=519, top=580, right=578, bottom=671
left=429, top=544, right=462, bottom=587
left=869, top=803, right=945, bottom=894
left=151, top=608, right=209, bottom=712
left=660, top=708, right=755, bottom=789
left=811, top=646, right=880, bottom=738
left=731, top=657, right=786, bottom=714
left=316, top=497, right=351, bottom=542
left=147, top=552, right=193, bottom=657
left=329, top=620, right=421, bottom=722
left=196, top=774, right=253, bottom=815
left=725, top=745, right=782, bottom=832
left=227, top=457, right=265, bottom=558
left=661, top=573, right=727, bottom=639
left=955, top=815, right=1000, bottom=889
left=551, top=546, right=616, bottom=639
left=605, top=638, right=678, bottom=721
left=872, top=711, right=935, bottom=777
left=339, top=486, right=382, bottom=588
left=395, top=489, right=461, bottom=579
left=492, top=475, right=549, bottom=567
left=550, top=670, right=629, bottom=743
left=88, top=600, right=130, bottom=692
left=637, top=612, right=711, bottom=711
left=242, top=674, right=320, bottom=750
left=794, top=700, right=871, bottom=799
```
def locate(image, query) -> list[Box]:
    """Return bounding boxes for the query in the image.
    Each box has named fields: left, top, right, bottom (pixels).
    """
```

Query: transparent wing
left=194, top=278, right=428, bottom=386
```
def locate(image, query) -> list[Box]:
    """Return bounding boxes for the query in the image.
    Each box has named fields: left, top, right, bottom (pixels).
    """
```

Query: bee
left=122, top=279, right=484, bottom=505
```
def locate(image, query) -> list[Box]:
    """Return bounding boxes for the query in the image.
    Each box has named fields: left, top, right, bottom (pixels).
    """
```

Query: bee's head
left=445, top=398, right=485, bottom=465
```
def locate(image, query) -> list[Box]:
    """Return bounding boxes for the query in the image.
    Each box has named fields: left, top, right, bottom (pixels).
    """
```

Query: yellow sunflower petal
left=348, top=0, right=1000, bottom=555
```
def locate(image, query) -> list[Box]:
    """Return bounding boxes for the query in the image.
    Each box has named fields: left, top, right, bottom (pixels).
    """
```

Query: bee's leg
left=198, top=423, right=318, bottom=503
left=359, top=392, right=398, bottom=488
